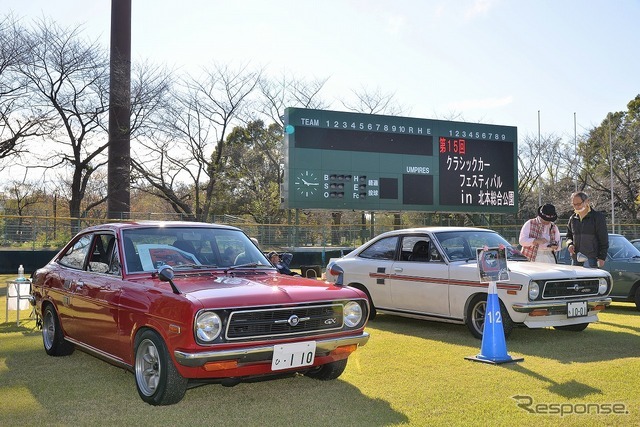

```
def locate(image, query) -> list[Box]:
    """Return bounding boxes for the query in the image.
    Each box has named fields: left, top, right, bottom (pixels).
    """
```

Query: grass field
left=1, top=273, right=639, bottom=426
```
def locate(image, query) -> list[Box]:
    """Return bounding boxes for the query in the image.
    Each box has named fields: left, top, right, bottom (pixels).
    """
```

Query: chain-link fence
left=2, top=212, right=640, bottom=253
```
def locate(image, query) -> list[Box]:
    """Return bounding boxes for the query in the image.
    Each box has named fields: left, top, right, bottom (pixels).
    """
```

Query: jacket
left=566, top=208, right=609, bottom=261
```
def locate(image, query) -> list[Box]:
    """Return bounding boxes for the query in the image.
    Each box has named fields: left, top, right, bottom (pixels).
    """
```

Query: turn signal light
left=203, top=360, right=238, bottom=372
left=331, top=344, right=358, bottom=356
left=529, top=309, right=549, bottom=317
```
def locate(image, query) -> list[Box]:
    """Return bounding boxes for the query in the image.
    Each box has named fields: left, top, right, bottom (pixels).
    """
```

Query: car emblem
left=287, top=315, right=300, bottom=326
left=324, top=318, right=337, bottom=325
left=569, top=284, right=583, bottom=291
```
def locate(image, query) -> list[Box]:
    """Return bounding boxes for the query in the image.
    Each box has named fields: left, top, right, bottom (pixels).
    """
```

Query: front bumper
left=174, top=332, right=370, bottom=368
left=511, top=297, right=612, bottom=315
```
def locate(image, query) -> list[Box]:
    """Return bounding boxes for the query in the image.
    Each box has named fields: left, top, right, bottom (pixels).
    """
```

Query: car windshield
left=434, top=230, right=527, bottom=261
left=122, top=227, right=270, bottom=273
left=607, top=235, right=640, bottom=260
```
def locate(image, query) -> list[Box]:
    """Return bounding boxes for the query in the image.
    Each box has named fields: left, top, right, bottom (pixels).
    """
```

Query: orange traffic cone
left=466, top=281, right=523, bottom=364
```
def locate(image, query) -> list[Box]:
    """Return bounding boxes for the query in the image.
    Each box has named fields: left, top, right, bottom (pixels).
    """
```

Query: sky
left=3, top=0, right=639, bottom=142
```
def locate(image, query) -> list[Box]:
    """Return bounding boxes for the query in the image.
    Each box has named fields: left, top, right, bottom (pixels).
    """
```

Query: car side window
left=87, top=234, right=116, bottom=274
left=59, top=234, right=93, bottom=270
left=401, top=236, right=431, bottom=262
left=359, top=236, right=398, bottom=260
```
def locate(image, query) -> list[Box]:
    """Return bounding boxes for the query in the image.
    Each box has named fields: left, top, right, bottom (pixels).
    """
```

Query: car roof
left=77, top=221, right=241, bottom=234
left=374, top=226, right=493, bottom=237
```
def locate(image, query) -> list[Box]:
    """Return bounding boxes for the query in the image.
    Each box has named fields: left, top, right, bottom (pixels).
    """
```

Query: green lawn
left=1, top=273, right=638, bottom=426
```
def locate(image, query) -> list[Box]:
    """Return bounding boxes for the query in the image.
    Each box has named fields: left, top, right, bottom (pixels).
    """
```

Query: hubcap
left=43, top=310, right=55, bottom=349
left=135, top=338, right=161, bottom=396
left=472, top=301, right=486, bottom=334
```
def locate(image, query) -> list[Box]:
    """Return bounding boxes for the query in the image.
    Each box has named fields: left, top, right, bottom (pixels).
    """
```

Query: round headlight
left=195, top=311, right=222, bottom=342
left=598, top=277, right=608, bottom=295
left=528, top=281, right=540, bottom=300
left=343, top=301, right=363, bottom=328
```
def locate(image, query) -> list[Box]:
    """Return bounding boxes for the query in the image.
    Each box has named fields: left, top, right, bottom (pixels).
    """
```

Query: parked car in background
left=556, top=233, right=640, bottom=310
left=31, top=222, right=370, bottom=405
left=325, top=227, right=612, bottom=339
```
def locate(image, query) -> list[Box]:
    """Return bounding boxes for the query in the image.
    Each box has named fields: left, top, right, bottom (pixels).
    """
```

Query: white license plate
left=567, top=301, right=588, bottom=318
left=271, top=341, right=316, bottom=371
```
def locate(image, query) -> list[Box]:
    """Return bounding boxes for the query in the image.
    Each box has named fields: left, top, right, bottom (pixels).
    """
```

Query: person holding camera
left=268, top=251, right=300, bottom=276
left=519, top=203, right=561, bottom=263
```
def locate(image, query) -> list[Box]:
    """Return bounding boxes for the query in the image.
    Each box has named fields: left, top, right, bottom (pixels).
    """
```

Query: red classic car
left=31, top=222, right=369, bottom=405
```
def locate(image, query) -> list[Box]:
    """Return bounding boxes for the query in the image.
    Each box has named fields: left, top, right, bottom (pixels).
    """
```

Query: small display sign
left=477, top=246, right=510, bottom=283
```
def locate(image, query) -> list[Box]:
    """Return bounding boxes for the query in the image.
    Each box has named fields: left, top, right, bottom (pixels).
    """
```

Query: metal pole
left=609, top=116, right=615, bottom=233
left=538, top=110, right=541, bottom=206
left=574, top=112, right=578, bottom=191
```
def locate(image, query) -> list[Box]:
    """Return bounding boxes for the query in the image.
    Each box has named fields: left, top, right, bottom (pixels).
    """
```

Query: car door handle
left=394, top=267, right=403, bottom=272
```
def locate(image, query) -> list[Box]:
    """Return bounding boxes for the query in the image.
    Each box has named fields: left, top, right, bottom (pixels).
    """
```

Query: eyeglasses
left=572, top=201, right=585, bottom=208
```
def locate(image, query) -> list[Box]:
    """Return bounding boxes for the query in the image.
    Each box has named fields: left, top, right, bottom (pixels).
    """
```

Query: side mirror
left=158, top=264, right=175, bottom=282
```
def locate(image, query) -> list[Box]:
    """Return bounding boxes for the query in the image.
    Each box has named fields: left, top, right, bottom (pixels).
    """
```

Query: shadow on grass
left=506, top=365, right=602, bottom=399
left=0, top=339, right=407, bottom=426
left=367, top=311, right=640, bottom=364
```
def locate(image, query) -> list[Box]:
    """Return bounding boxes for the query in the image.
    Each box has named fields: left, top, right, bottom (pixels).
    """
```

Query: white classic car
left=325, top=227, right=612, bottom=338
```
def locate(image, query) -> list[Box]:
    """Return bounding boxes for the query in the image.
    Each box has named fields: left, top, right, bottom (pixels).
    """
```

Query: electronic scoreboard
left=282, top=107, right=517, bottom=213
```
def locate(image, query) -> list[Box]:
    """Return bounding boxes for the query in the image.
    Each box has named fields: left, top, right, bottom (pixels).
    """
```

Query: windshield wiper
left=225, top=262, right=274, bottom=271
left=172, top=263, right=219, bottom=269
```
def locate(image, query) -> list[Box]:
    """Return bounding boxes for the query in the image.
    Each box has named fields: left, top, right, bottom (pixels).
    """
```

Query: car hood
left=506, top=261, right=611, bottom=279
left=449, top=259, right=611, bottom=282
left=145, top=272, right=365, bottom=309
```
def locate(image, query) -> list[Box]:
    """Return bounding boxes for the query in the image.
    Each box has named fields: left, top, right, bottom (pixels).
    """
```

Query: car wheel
left=305, top=359, right=348, bottom=380
left=42, top=304, right=74, bottom=356
left=465, top=295, right=513, bottom=340
left=134, top=329, right=188, bottom=406
left=634, top=287, right=640, bottom=311
left=553, top=323, right=589, bottom=332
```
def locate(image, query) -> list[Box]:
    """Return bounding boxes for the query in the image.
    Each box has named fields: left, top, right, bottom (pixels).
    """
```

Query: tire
left=134, top=329, right=188, bottom=406
left=42, top=304, right=74, bottom=356
left=634, top=287, right=640, bottom=311
left=465, top=294, right=513, bottom=340
left=553, top=323, right=589, bottom=332
left=305, top=359, right=348, bottom=380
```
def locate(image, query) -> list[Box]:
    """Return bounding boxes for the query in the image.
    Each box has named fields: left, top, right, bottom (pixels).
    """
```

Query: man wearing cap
left=519, top=203, right=561, bottom=263
left=566, top=191, right=608, bottom=268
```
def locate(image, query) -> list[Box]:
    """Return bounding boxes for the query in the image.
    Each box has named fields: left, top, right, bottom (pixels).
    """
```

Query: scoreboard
left=282, top=107, right=518, bottom=213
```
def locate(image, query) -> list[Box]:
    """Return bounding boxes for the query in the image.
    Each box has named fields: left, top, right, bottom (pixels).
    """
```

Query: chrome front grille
left=542, top=279, right=601, bottom=299
left=225, top=303, right=344, bottom=340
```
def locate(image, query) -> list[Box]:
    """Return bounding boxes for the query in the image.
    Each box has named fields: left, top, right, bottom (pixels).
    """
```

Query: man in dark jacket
left=566, top=191, right=609, bottom=268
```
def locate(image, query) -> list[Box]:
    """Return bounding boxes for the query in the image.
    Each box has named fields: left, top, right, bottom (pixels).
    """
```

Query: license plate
left=272, top=341, right=316, bottom=371
left=567, top=301, right=588, bottom=318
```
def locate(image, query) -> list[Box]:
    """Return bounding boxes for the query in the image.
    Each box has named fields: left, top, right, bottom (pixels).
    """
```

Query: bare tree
left=133, top=63, right=261, bottom=221
left=17, top=19, right=110, bottom=226
left=340, top=86, right=404, bottom=116
left=0, top=15, right=50, bottom=161
left=259, top=74, right=330, bottom=126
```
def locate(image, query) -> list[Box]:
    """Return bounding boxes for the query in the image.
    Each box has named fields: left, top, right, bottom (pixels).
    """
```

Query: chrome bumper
left=174, top=332, right=370, bottom=368
left=512, top=298, right=611, bottom=314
